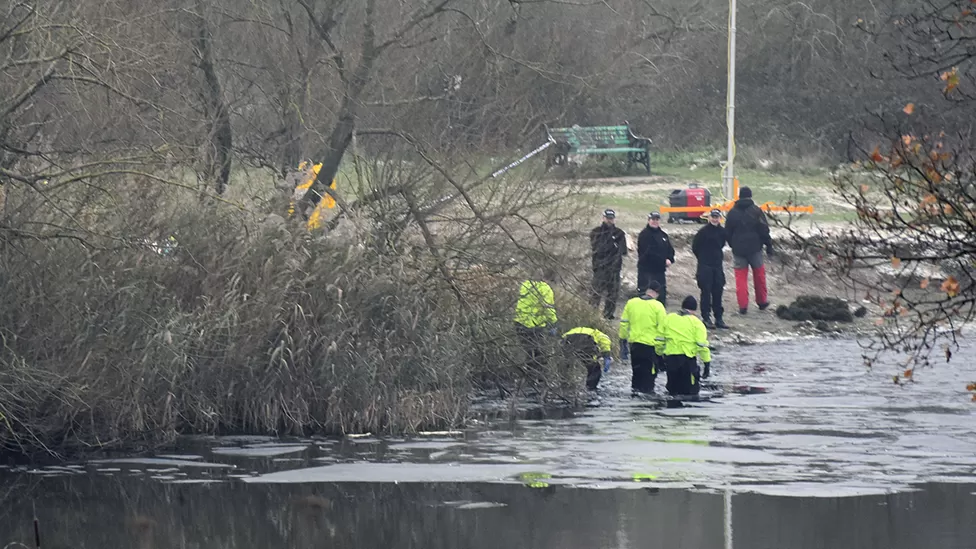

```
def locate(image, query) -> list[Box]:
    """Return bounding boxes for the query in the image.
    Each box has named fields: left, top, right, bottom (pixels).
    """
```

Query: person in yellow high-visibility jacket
left=658, top=295, right=712, bottom=396
left=619, top=280, right=668, bottom=394
left=562, top=327, right=613, bottom=391
left=513, top=270, right=558, bottom=371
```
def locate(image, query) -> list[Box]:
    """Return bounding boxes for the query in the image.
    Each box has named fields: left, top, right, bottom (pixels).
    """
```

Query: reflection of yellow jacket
left=618, top=296, right=667, bottom=346
left=660, top=311, right=711, bottom=362
left=288, top=162, right=336, bottom=230
left=513, top=280, right=557, bottom=328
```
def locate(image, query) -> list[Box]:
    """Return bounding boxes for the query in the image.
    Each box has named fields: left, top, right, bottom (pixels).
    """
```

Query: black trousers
left=696, top=265, right=725, bottom=320
left=584, top=361, right=602, bottom=391
left=630, top=342, right=664, bottom=393
left=664, top=354, right=701, bottom=396
left=637, top=267, right=667, bottom=307
left=562, top=334, right=603, bottom=390
left=515, top=324, right=547, bottom=373
left=590, top=268, right=621, bottom=319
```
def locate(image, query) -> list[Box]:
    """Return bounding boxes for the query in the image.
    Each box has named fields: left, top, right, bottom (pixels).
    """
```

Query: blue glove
left=548, top=326, right=558, bottom=337
left=620, top=340, right=629, bottom=361
left=603, top=356, right=612, bottom=372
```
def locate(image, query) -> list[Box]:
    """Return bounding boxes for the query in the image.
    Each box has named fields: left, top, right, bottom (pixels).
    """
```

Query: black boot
left=702, top=314, right=715, bottom=329
left=715, top=315, right=730, bottom=329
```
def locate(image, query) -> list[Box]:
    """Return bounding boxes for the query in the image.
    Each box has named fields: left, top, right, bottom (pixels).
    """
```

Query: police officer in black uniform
left=692, top=208, right=730, bottom=329
left=589, top=209, right=627, bottom=319
left=637, top=212, right=675, bottom=306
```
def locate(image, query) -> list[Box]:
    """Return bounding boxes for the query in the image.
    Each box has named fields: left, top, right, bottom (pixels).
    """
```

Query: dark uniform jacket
left=637, top=226, right=675, bottom=272
left=590, top=223, right=627, bottom=272
left=692, top=223, right=727, bottom=269
left=725, top=198, right=772, bottom=257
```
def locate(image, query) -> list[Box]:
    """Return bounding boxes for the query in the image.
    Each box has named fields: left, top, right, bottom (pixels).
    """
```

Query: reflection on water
left=1, top=476, right=975, bottom=549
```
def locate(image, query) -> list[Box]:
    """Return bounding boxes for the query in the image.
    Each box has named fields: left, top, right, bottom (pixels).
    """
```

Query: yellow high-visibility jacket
left=660, top=311, right=711, bottom=363
left=618, top=296, right=667, bottom=347
left=513, top=280, right=557, bottom=328
left=562, top=327, right=612, bottom=359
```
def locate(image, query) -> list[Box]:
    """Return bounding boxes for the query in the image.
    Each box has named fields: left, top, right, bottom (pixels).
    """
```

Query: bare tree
left=779, top=1, right=976, bottom=394
left=190, top=0, right=233, bottom=195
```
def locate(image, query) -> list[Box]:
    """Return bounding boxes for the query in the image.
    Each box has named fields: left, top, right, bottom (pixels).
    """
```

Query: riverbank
left=0, top=162, right=957, bottom=462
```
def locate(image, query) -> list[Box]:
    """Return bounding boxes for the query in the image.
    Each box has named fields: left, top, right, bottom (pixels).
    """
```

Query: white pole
left=724, top=489, right=734, bottom=549
left=723, top=0, right=737, bottom=201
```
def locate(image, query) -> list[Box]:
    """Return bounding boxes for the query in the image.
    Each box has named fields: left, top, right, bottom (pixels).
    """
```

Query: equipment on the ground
left=659, top=0, right=814, bottom=217
left=666, top=183, right=712, bottom=223
left=660, top=178, right=815, bottom=218
left=544, top=122, right=651, bottom=174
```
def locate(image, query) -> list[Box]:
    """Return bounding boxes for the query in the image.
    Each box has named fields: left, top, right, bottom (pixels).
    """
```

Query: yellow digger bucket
left=288, top=162, right=336, bottom=230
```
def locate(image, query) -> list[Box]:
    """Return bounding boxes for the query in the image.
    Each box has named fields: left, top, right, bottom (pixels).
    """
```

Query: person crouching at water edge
left=619, top=280, right=667, bottom=395
left=561, top=327, right=613, bottom=392
left=659, top=296, right=712, bottom=396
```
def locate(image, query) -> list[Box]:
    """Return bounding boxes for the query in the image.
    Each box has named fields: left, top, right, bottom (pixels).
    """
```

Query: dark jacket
left=637, top=226, right=675, bottom=272
left=692, top=223, right=727, bottom=269
left=725, top=198, right=772, bottom=257
left=590, top=222, right=627, bottom=272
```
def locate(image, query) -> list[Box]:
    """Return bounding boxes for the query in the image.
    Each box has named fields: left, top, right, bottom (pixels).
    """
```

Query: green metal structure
left=544, top=122, right=652, bottom=174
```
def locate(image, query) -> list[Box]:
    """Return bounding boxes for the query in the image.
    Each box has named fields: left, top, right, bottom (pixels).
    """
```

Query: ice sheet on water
left=89, top=458, right=235, bottom=469
left=241, top=462, right=545, bottom=484
left=211, top=445, right=310, bottom=458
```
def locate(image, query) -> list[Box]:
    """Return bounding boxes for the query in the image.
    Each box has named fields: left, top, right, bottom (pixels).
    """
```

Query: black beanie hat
left=739, top=186, right=753, bottom=198
left=681, top=295, right=698, bottom=311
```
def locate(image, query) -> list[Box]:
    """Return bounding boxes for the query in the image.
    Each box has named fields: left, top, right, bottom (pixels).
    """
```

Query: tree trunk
left=193, top=0, right=232, bottom=195
left=298, top=44, right=379, bottom=216
left=279, top=73, right=308, bottom=177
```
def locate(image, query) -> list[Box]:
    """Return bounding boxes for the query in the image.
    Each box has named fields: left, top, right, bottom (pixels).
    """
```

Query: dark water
left=1, top=477, right=975, bottom=548
left=1, top=337, right=975, bottom=547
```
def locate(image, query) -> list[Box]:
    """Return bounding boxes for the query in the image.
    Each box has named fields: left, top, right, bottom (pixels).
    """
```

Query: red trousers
left=733, top=252, right=768, bottom=309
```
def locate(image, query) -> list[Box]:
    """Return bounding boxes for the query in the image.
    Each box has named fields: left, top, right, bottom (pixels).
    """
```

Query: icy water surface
left=1, top=337, right=975, bottom=547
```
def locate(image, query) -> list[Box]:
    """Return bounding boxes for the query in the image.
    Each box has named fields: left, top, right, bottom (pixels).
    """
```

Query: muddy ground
left=582, top=174, right=880, bottom=346
left=609, top=221, right=878, bottom=347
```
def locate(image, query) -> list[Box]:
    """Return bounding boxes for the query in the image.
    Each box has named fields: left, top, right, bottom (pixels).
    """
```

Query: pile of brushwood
left=775, top=295, right=859, bottom=322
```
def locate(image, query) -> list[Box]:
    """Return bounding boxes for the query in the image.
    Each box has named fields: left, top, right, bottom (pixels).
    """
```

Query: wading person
left=659, top=296, right=711, bottom=396
left=589, top=209, right=628, bottom=319
left=513, top=269, right=558, bottom=372
left=692, top=209, right=730, bottom=329
left=724, top=187, right=773, bottom=314
left=619, top=280, right=667, bottom=395
left=561, top=327, right=613, bottom=392
left=637, top=212, right=674, bottom=306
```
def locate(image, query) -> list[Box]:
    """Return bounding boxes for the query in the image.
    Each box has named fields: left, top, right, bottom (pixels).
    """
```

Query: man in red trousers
left=724, top=187, right=774, bottom=314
